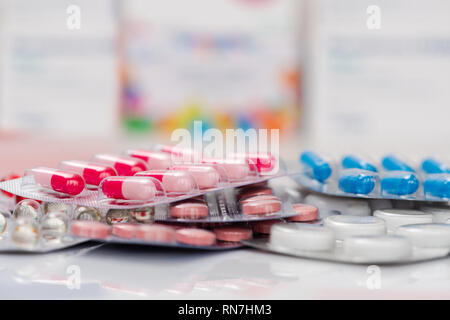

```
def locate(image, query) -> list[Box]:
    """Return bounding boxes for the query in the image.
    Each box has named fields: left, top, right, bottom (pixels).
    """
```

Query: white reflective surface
left=0, top=242, right=449, bottom=299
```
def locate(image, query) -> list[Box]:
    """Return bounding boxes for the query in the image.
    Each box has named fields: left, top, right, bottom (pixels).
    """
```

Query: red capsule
left=125, top=149, right=171, bottom=170
left=101, top=176, right=157, bottom=201
left=91, top=154, right=148, bottom=176
left=58, top=160, right=117, bottom=186
left=27, top=167, right=85, bottom=195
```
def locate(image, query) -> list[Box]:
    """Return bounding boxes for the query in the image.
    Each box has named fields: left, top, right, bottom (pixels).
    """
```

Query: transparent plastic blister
left=0, top=199, right=87, bottom=253
left=290, top=151, right=450, bottom=202
left=0, top=146, right=285, bottom=210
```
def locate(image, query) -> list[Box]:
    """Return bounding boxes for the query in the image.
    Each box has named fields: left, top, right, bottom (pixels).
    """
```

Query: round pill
left=136, top=224, right=176, bottom=243
left=13, top=199, right=41, bottom=221
left=240, top=195, right=279, bottom=204
left=12, top=219, right=39, bottom=249
left=112, top=223, right=138, bottom=239
left=70, top=221, right=111, bottom=239
left=373, top=209, right=433, bottom=232
left=323, top=215, right=386, bottom=240
left=214, top=227, right=252, bottom=242
left=238, top=187, right=272, bottom=200
left=420, top=207, right=450, bottom=224
left=396, top=224, right=450, bottom=248
left=176, top=228, right=216, bottom=246
left=270, top=224, right=335, bottom=251
left=343, top=235, right=412, bottom=262
left=40, top=211, right=68, bottom=242
left=241, top=199, right=281, bottom=215
left=170, top=202, right=209, bottom=219
left=287, top=204, right=319, bottom=222
left=251, top=219, right=285, bottom=234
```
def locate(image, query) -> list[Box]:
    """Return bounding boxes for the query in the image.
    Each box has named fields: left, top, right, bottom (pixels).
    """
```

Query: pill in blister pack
left=135, top=170, right=198, bottom=196
left=99, top=176, right=163, bottom=202
left=58, top=161, right=117, bottom=187
left=24, top=167, right=86, bottom=196
left=293, top=151, right=450, bottom=201
left=125, top=149, right=172, bottom=170
left=91, top=154, right=148, bottom=176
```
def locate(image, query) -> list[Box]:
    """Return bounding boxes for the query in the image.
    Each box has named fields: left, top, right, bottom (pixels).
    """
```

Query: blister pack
left=291, top=151, right=450, bottom=202
left=0, top=146, right=285, bottom=211
left=243, top=190, right=450, bottom=264
left=0, top=199, right=87, bottom=252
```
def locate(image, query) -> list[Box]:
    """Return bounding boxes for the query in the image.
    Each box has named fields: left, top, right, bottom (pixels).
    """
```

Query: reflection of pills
left=214, top=227, right=252, bottom=242
left=270, top=224, right=335, bottom=251
left=0, top=213, right=7, bottom=235
left=12, top=219, right=39, bottom=249
left=323, top=215, right=386, bottom=240
left=170, top=202, right=209, bottom=219
left=105, top=209, right=130, bottom=225
left=13, top=199, right=41, bottom=221
left=251, top=220, right=284, bottom=234
left=287, top=204, right=318, bottom=222
left=136, top=225, right=176, bottom=243
left=420, top=207, right=450, bottom=224
left=74, top=206, right=101, bottom=222
left=396, top=224, right=450, bottom=248
left=374, top=209, right=433, bottom=231
left=176, top=228, right=216, bottom=246
left=241, top=199, right=281, bottom=215
left=112, top=223, right=138, bottom=239
left=343, top=235, right=411, bottom=262
left=70, top=221, right=111, bottom=239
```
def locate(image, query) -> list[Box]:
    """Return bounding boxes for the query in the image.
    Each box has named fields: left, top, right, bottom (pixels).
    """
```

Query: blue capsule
left=421, top=158, right=450, bottom=174
left=381, top=155, right=415, bottom=172
left=300, top=151, right=332, bottom=183
left=381, top=173, right=419, bottom=196
left=424, top=174, right=450, bottom=199
left=338, top=171, right=376, bottom=195
left=341, top=155, right=377, bottom=172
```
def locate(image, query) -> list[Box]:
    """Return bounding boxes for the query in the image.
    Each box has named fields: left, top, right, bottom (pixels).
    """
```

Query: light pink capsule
left=101, top=176, right=157, bottom=201
left=112, top=223, right=138, bottom=239
left=136, top=224, right=176, bottom=243
left=201, top=158, right=250, bottom=181
left=125, top=149, right=172, bottom=170
left=240, top=195, right=279, bottom=204
left=135, top=170, right=197, bottom=194
left=176, top=228, right=216, bottom=246
left=170, top=201, right=209, bottom=219
left=169, top=165, right=220, bottom=189
left=241, top=199, right=281, bottom=215
left=287, top=204, right=319, bottom=222
left=214, top=227, right=253, bottom=242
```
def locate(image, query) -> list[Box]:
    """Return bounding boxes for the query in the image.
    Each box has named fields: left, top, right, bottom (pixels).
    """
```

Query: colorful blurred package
left=120, top=0, right=303, bottom=135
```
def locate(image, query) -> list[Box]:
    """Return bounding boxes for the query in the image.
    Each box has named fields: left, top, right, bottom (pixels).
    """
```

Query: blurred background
left=0, top=0, right=449, bottom=175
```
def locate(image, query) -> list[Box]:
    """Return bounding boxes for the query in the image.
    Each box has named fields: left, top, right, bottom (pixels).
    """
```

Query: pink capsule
left=157, top=145, right=196, bottom=157
left=101, top=176, right=157, bottom=201
left=135, top=170, right=197, bottom=194
left=125, top=149, right=172, bottom=170
left=27, top=167, right=85, bottom=195
left=201, top=158, right=250, bottom=181
left=234, top=152, right=277, bottom=173
left=58, top=160, right=117, bottom=186
left=169, top=165, right=220, bottom=189
left=91, top=154, right=148, bottom=176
